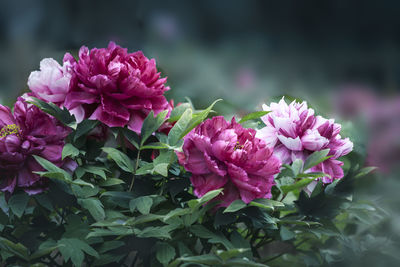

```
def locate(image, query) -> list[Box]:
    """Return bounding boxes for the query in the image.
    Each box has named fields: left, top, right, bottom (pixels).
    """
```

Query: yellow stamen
left=0, top=124, right=21, bottom=139
left=234, top=141, right=243, bottom=150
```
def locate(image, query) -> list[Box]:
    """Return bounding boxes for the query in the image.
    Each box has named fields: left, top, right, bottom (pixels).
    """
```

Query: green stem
left=129, top=150, right=141, bottom=191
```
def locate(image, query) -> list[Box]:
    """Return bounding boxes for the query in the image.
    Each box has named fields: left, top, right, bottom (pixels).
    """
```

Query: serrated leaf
left=78, top=198, right=105, bottom=221
left=223, top=199, right=246, bottom=213
left=156, top=242, right=176, bottom=264
left=129, top=196, right=153, bottom=214
left=168, top=108, right=192, bottom=146
left=62, top=143, right=80, bottom=160
left=8, top=193, right=29, bottom=218
left=238, top=111, right=270, bottom=123
left=303, top=149, right=331, bottom=170
left=102, top=147, right=134, bottom=172
left=141, top=110, right=169, bottom=146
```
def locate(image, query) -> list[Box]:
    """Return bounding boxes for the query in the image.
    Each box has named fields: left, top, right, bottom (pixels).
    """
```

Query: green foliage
left=0, top=97, right=382, bottom=267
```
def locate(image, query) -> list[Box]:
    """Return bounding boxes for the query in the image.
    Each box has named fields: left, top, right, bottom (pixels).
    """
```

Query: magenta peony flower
left=176, top=116, right=281, bottom=207
left=256, top=98, right=353, bottom=183
left=0, top=97, right=71, bottom=195
left=27, top=57, right=85, bottom=122
left=63, top=42, right=170, bottom=133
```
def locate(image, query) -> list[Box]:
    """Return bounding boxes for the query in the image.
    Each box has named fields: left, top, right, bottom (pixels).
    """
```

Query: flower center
left=0, top=124, right=21, bottom=139
left=234, top=141, right=244, bottom=151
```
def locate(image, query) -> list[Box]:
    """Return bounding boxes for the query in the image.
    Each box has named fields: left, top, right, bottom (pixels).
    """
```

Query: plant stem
left=129, top=150, right=141, bottom=191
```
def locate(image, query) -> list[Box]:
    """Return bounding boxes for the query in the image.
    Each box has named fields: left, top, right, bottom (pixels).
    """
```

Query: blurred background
left=1, top=0, right=399, bottom=265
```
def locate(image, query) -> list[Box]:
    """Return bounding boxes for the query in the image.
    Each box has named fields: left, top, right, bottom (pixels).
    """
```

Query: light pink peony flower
left=177, top=116, right=281, bottom=207
left=0, top=97, right=72, bottom=195
left=256, top=98, right=353, bottom=183
left=63, top=42, right=170, bottom=133
left=27, top=57, right=85, bottom=122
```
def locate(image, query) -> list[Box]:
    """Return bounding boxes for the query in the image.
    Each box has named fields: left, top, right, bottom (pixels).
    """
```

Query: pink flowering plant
left=0, top=44, right=380, bottom=267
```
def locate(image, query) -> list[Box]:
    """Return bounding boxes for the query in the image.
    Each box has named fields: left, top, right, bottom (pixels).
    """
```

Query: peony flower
left=0, top=97, right=71, bottom=195
left=27, top=57, right=85, bottom=122
left=63, top=41, right=170, bottom=133
left=256, top=98, right=353, bottom=183
left=176, top=116, right=281, bottom=207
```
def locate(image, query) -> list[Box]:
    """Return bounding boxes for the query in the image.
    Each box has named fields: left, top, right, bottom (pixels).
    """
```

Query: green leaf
left=168, top=103, right=193, bottom=122
left=188, top=189, right=223, bottom=209
left=124, top=213, right=164, bottom=225
left=280, top=226, right=295, bottom=241
left=99, top=178, right=125, bottom=187
left=179, top=99, right=222, bottom=139
left=163, top=208, right=191, bottom=222
left=34, top=194, right=53, bottom=211
left=280, top=178, right=316, bottom=194
left=250, top=199, right=285, bottom=211
left=291, top=159, right=304, bottom=176
left=355, top=166, right=377, bottom=178
left=62, top=143, right=80, bottom=160
left=74, top=119, right=99, bottom=142
left=33, top=155, right=72, bottom=180
left=122, top=128, right=140, bottom=150
left=141, top=110, right=169, bottom=146
left=303, top=149, right=331, bottom=171
left=154, top=163, right=169, bottom=177
left=129, top=196, right=153, bottom=215
left=238, top=111, right=270, bottom=123
left=28, top=97, right=77, bottom=129
left=156, top=242, right=176, bottom=264
left=216, top=248, right=250, bottom=261
left=223, top=199, right=246, bottom=213
left=8, top=193, right=29, bottom=218
left=0, top=237, right=29, bottom=260
left=102, top=147, right=134, bottom=172
left=190, top=225, right=233, bottom=249
left=78, top=198, right=105, bottom=221
left=176, top=254, right=222, bottom=265
left=30, top=245, right=61, bottom=260
left=135, top=162, right=154, bottom=175
left=58, top=238, right=99, bottom=267
left=79, top=165, right=109, bottom=180
left=168, top=108, right=192, bottom=146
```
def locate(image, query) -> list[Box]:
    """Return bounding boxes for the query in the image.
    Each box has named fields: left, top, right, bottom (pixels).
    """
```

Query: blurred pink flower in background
left=0, top=97, right=71, bottom=195
left=257, top=98, right=353, bottom=183
left=177, top=116, right=281, bottom=207
left=336, top=86, right=400, bottom=173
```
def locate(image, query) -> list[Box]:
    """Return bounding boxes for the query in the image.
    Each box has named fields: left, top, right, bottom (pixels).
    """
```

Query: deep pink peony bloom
left=63, top=42, right=170, bottom=133
left=0, top=97, right=71, bottom=195
left=256, top=98, right=353, bottom=183
left=176, top=116, right=281, bottom=207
